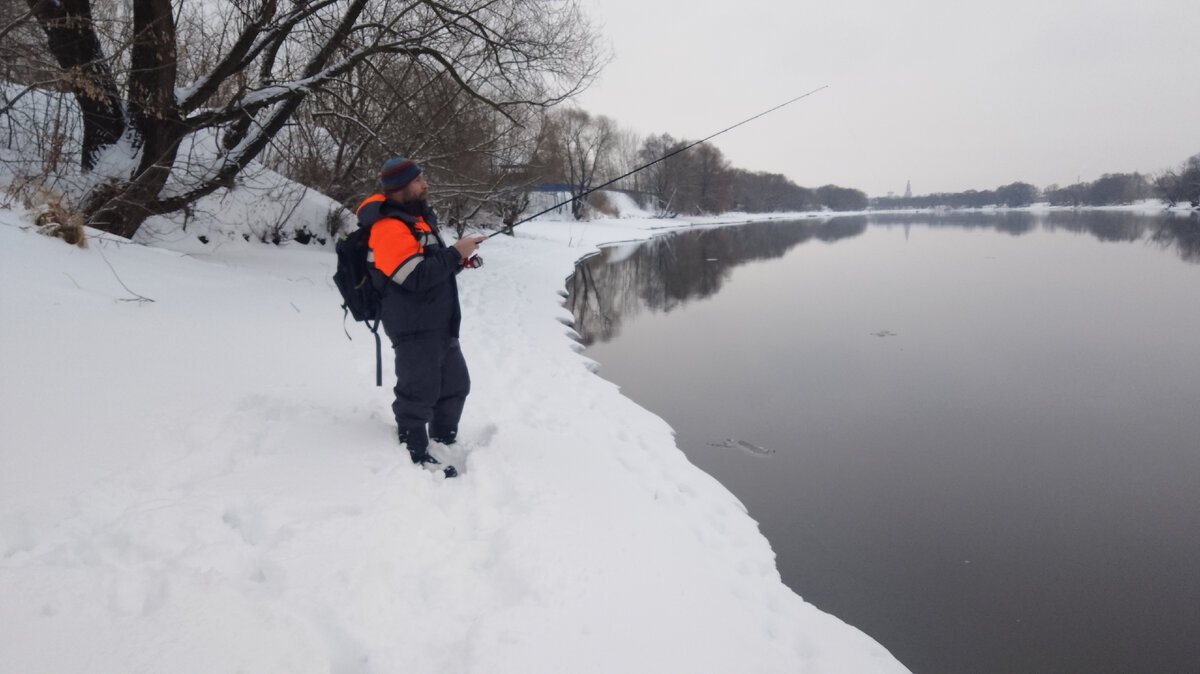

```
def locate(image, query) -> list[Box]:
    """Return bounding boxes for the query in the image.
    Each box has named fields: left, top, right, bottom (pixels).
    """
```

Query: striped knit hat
left=380, top=157, right=422, bottom=191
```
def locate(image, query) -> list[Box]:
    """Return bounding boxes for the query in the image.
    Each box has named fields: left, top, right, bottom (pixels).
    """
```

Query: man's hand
left=453, top=235, right=487, bottom=260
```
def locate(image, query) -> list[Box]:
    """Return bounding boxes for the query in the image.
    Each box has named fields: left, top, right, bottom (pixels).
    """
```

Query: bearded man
left=355, top=158, right=486, bottom=478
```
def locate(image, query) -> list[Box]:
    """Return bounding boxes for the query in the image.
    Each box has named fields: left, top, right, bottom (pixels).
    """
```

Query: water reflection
left=868, top=210, right=1040, bottom=235
left=567, top=216, right=866, bottom=345
left=569, top=211, right=1197, bottom=345
left=1148, top=212, right=1200, bottom=262
left=870, top=210, right=1200, bottom=255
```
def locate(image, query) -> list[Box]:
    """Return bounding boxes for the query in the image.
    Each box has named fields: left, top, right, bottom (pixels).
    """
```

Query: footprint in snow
left=429, top=422, right=499, bottom=475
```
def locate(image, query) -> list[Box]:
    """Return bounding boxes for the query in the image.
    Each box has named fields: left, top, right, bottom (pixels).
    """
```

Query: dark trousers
left=389, top=335, right=470, bottom=434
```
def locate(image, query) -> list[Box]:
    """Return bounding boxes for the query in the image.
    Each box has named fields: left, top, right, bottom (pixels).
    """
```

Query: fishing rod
left=487, top=85, right=828, bottom=239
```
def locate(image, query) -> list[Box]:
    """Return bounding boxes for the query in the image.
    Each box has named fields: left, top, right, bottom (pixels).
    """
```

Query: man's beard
left=396, top=198, right=427, bottom=216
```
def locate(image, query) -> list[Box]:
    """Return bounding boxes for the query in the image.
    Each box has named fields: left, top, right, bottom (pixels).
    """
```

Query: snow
left=0, top=185, right=906, bottom=672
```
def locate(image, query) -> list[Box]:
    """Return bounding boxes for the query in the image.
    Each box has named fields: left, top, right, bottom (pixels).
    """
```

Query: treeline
left=872, top=181, right=1040, bottom=210
left=871, top=153, right=1200, bottom=210
left=733, top=174, right=868, bottom=213
left=538, top=116, right=867, bottom=220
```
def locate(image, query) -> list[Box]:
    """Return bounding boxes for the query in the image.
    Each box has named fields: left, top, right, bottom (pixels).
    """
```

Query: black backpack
left=333, top=223, right=385, bottom=386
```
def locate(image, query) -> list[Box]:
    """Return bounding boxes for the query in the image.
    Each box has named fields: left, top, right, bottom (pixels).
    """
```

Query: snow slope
left=0, top=198, right=906, bottom=673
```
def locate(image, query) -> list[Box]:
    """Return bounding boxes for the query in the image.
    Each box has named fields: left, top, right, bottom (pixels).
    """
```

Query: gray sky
left=576, top=0, right=1200, bottom=197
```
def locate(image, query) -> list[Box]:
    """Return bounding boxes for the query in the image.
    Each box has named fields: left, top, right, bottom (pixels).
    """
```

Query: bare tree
left=690, top=142, right=733, bottom=213
left=995, top=181, right=1039, bottom=207
left=1154, top=171, right=1184, bottom=208
left=632, top=135, right=732, bottom=215
left=13, top=0, right=604, bottom=238
left=815, top=184, right=868, bottom=211
left=636, top=132, right=685, bottom=216
left=1185, top=155, right=1200, bottom=208
left=1085, top=173, right=1148, bottom=205
left=1161, top=153, right=1200, bottom=208
left=603, top=125, right=641, bottom=194
left=546, top=107, right=616, bottom=220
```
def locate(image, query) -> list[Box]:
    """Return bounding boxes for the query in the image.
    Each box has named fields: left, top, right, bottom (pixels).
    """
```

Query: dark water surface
left=568, top=212, right=1200, bottom=674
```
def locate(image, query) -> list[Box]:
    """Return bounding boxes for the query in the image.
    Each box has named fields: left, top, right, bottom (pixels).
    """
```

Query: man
left=356, top=158, right=486, bottom=478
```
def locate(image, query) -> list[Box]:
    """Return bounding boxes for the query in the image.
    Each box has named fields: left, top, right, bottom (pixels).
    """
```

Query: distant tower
left=904, top=180, right=912, bottom=199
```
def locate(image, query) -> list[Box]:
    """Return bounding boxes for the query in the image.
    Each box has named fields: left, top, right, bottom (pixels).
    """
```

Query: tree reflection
left=568, top=210, right=1197, bottom=345
left=567, top=217, right=864, bottom=344
left=866, top=211, right=1038, bottom=235
left=1042, top=210, right=1148, bottom=242
left=1150, top=212, right=1200, bottom=263
left=866, top=210, right=1197, bottom=257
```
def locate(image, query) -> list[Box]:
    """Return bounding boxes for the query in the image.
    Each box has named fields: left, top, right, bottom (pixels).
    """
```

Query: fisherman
left=355, top=158, right=486, bottom=477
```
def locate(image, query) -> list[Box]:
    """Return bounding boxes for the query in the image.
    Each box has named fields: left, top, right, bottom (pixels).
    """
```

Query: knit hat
left=380, top=157, right=422, bottom=191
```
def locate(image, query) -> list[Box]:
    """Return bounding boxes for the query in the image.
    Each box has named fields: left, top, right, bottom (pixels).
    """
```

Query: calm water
left=568, top=212, right=1200, bottom=674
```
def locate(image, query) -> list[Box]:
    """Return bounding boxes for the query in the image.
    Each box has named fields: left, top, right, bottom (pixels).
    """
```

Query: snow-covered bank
left=866, top=199, right=1197, bottom=216
left=0, top=199, right=906, bottom=673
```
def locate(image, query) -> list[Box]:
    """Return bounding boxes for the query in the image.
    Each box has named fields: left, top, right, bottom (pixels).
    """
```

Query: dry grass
left=589, top=191, right=617, bottom=217
left=31, top=190, right=86, bottom=248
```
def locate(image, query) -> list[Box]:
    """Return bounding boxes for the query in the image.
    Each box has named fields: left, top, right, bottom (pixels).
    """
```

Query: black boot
left=410, top=451, right=458, bottom=478
left=399, top=426, right=457, bottom=478
left=429, top=425, right=458, bottom=446
left=398, top=425, right=429, bottom=454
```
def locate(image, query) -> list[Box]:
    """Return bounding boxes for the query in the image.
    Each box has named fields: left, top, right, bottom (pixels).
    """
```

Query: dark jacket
left=356, top=195, right=463, bottom=339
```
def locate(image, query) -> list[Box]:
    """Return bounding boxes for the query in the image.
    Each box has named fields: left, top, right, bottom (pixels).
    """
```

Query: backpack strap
left=370, top=318, right=382, bottom=387
left=340, top=310, right=383, bottom=387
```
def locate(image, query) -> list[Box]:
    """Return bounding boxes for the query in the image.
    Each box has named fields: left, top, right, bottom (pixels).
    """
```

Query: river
left=568, top=210, right=1200, bottom=674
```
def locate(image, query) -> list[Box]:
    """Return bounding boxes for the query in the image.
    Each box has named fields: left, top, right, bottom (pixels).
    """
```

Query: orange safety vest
left=356, top=194, right=436, bottom=282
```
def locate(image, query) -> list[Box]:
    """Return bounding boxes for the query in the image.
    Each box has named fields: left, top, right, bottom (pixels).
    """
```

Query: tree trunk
left=83, top=173, right=173, bottom=239
left=26, top=0, right=125, bottom=170
left=129, top=0, right=182, bottom=177
left=80, top=0, right=186, bottom=239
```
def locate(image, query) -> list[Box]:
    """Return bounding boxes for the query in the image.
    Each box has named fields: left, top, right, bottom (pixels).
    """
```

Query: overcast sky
left=576, top=0, right=1200, bottom=197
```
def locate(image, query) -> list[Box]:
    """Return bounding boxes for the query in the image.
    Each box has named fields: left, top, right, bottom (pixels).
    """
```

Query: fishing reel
left=462, top=254, right=484, bottom=269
